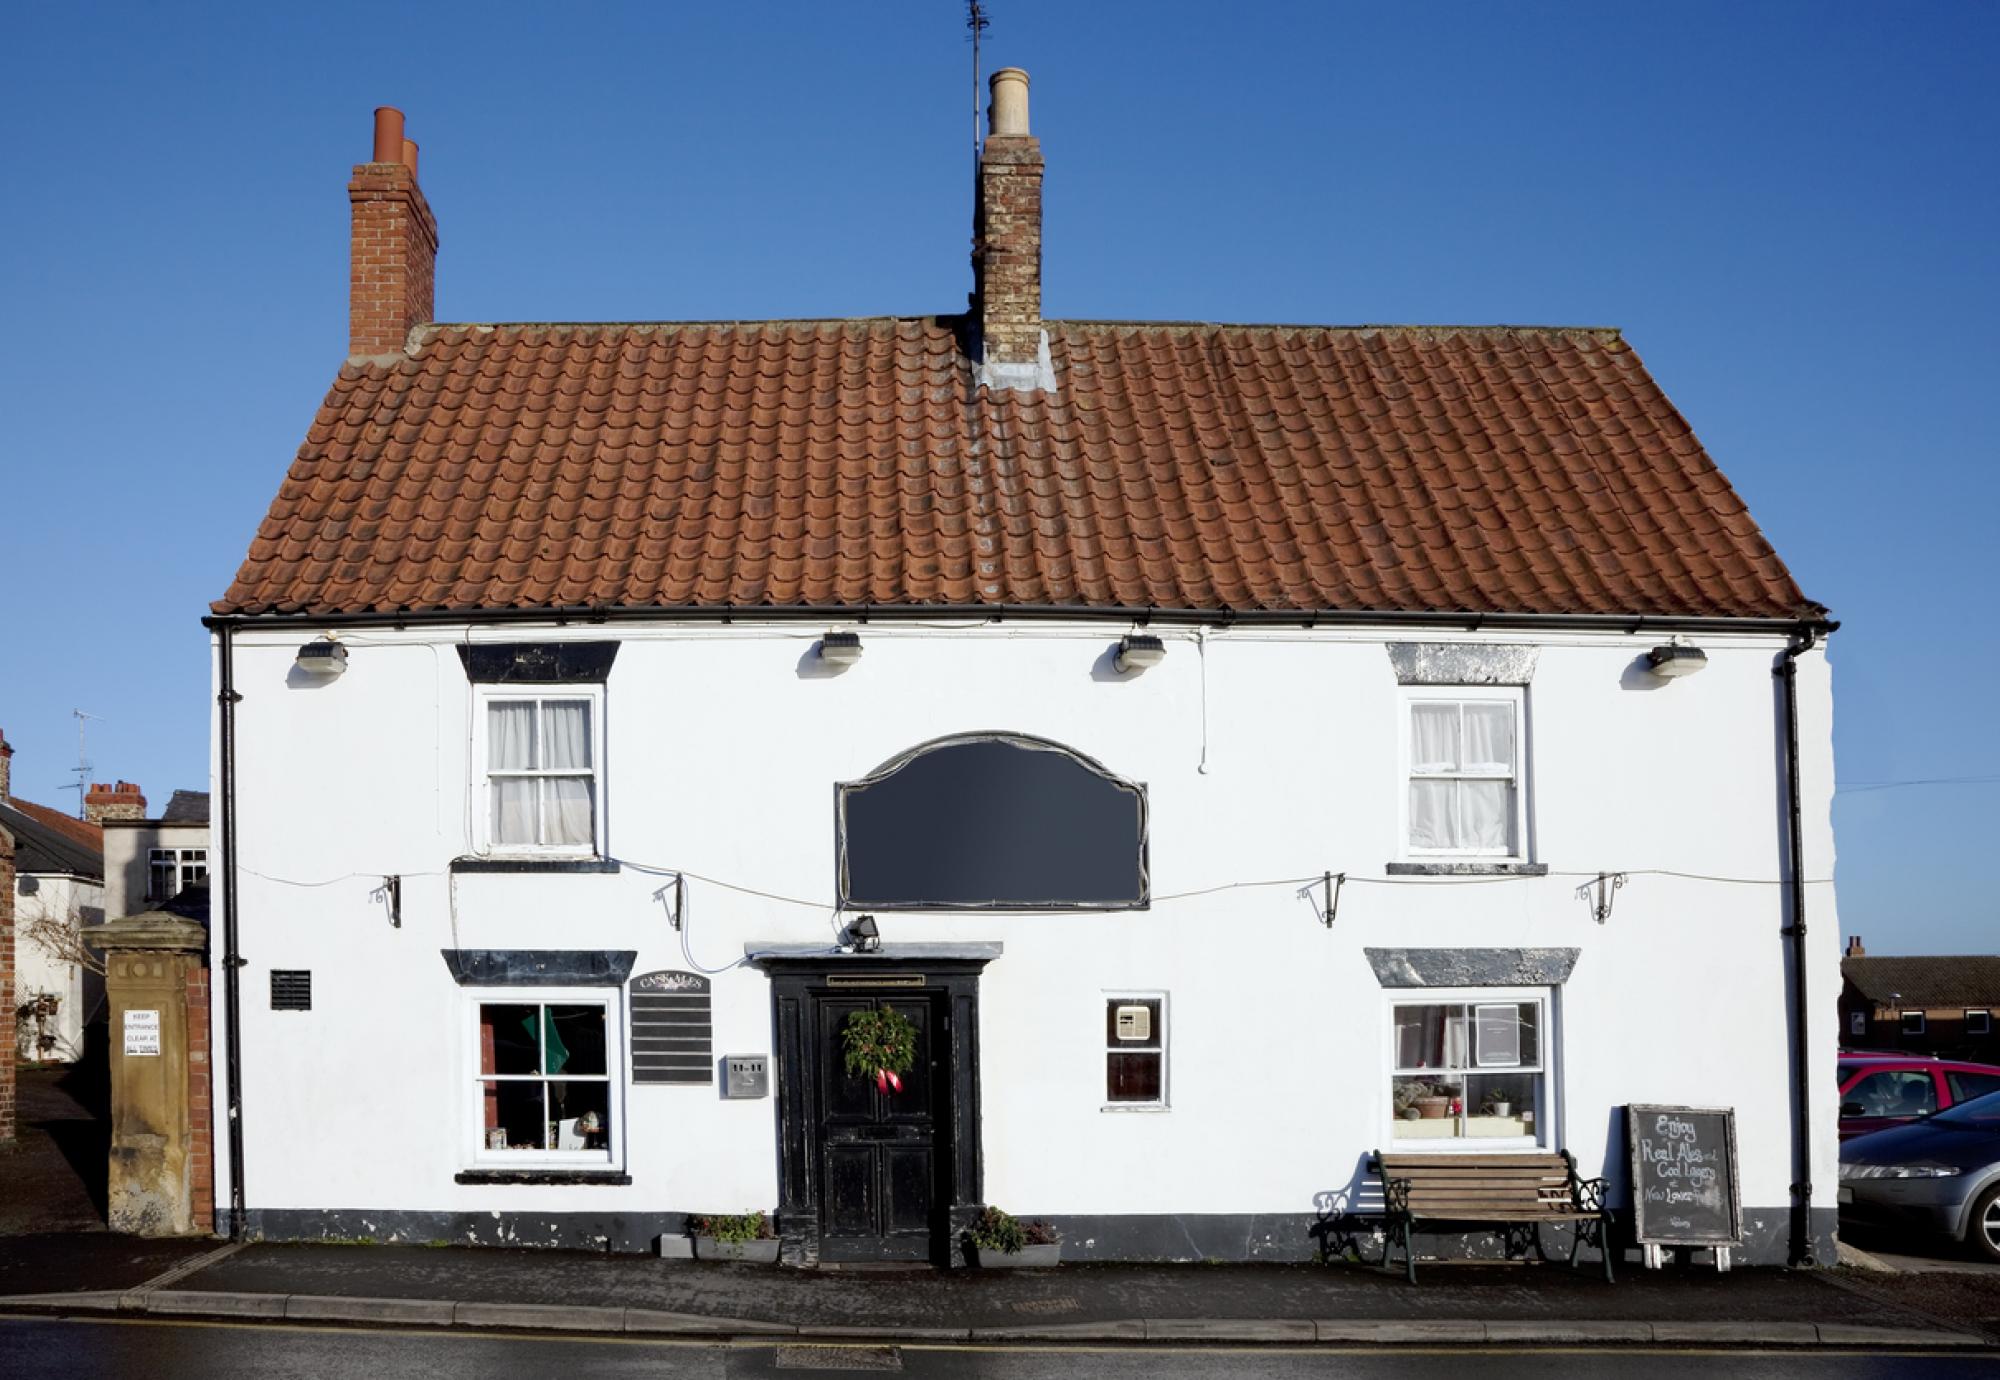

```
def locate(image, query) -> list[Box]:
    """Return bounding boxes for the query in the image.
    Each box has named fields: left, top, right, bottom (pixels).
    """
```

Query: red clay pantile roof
left=216, top=318, right=1817, bottom=621
left=5, top=796, right=103, bottom=857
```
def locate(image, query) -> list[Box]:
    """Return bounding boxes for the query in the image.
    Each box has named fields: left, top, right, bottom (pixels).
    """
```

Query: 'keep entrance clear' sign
left=123, top=1009, right=162, bottom=1057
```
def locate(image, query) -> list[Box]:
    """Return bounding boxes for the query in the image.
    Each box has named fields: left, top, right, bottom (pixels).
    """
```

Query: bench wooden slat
left=1379, top=1155, right=1568, bottom=1170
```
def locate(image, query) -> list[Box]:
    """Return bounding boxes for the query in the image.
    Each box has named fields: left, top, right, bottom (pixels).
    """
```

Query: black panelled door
left=817, top=996, right=942, bottom=1262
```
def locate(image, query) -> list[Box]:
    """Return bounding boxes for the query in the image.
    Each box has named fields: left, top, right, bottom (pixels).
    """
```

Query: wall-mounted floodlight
left=820, top=631, right=864, bottom=667
left=295, top=639, right=348, bottom=677
left=1646, top=643, right=1707, bottom=678
left=846, top=914, right=881, bottom=953
left=1115, top=634, right=1167, bottom=673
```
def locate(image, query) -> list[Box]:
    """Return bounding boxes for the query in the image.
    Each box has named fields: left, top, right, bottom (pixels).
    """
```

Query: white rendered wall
left=209, top=621, right=1840, bottom=1239
left=14, top=872, right=103, bottom=1062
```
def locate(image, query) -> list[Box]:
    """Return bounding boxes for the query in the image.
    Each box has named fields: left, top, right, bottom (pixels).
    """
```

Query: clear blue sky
left=2, top=3, right=1994, bottom=953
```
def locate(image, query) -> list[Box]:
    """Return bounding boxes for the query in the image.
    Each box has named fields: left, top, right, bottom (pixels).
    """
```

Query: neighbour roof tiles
left=1844, top=956, right=2000, bottom=1010
left=215, top=318, right=1817, bottom=622
left=0, top=798, right=103, bottom=880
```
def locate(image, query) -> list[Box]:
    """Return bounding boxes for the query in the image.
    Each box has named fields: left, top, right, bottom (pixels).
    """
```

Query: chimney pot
left=373, top=106, right=406, bottom=164
left=1845, top=935, right=1865, bottom=957
left=402, top=138, right=419, bottom=178
left=988, top=67, right=1031, bottom=138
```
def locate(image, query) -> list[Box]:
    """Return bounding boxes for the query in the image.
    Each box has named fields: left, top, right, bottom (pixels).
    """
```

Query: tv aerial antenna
left=966, top=0, right=991, bottom=174
left=65, top=708, right=102, bottom=819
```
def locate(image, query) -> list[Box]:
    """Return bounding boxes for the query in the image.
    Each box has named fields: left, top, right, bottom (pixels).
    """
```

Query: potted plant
left=966, top=1206, right=1061, bottom=1268
left=1479, top=1088, right=1514, bottom=1118
left=1396, top=1079, right=1451, bottom=1120
left=692, top=1210, right=780, bottom=1263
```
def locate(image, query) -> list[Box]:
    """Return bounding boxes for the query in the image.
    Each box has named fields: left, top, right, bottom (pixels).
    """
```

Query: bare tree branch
left=22, top=908, right=107, bottom=977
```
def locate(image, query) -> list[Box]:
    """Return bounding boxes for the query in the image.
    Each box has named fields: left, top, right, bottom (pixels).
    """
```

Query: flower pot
left=694, top=1236, right=780, bottom=1264
left=1414, top=1096, right=1450, bottom=1120
left=972, top=1243, right=1061, bottom=1268
left=1487, top=1101, right=1512, bottom=1117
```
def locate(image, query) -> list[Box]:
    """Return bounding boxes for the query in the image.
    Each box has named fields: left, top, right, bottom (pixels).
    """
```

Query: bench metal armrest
left=1572, top=1175, right=1609, bottom=1214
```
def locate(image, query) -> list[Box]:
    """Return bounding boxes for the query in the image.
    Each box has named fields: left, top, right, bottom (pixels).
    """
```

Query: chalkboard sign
left=1627, top=1104, right=1741, bottom=1248
left=630, top=970, right=712, bottom=1085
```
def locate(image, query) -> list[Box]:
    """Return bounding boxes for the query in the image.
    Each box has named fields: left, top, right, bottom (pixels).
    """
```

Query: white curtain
left=543, top=701, right=591, bottom=770
left=542, top=701, right=593, bottom=846
left=546, top=779, right=593, bottom=847
left=490, top=702, right=537, bottom=770
left=1410, top=703, right=1459, bottom=771
left=1462, top=703, right=1513, bottom=772
left=1459, top=780, right=1513, bottom=851
left=1408, top=780, right=1455, bottom=850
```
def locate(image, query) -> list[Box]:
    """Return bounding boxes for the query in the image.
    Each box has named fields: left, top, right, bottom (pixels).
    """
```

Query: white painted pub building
left=206, top=81, right=1840, bottom=1267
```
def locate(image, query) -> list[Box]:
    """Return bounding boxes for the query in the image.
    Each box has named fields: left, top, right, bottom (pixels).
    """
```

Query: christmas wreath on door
left=842, top=1005, right=919, bottom=1094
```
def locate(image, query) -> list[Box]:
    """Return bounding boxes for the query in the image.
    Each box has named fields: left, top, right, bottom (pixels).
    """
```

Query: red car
left=1838, top=1052, right=2000, bottom=1140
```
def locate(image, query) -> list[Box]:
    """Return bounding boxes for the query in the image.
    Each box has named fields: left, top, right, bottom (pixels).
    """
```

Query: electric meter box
left=723, top=1054, right=770, bottom=1099
left=1115, top=1005, right=1151, bottom=1042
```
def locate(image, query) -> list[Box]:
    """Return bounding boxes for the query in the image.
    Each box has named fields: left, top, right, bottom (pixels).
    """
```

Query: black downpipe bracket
left=1777, top=624, right=1829, bottom=1267
left=217, top=624, right=247, bottom=1238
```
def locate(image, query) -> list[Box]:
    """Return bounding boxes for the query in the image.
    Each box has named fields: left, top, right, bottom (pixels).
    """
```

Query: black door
left=816, top=995, right=943, bottom=1262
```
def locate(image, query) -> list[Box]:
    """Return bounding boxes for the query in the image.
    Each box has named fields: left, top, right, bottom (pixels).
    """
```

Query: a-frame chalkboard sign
left=1626, top=1103, right=1743, bottom=1271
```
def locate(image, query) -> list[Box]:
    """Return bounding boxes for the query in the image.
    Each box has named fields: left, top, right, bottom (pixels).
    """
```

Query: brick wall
left=2, top=824, right=15, bottom=1141
left=975, top=134, right=1044, bottom=367
left=349, top=160, right=438, bottom=358
left=185, top=961, right=214, bottom=1230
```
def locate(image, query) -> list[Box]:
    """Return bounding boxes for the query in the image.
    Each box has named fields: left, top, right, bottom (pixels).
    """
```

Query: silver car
left=1839, top=1087, right=2000, bottom=1261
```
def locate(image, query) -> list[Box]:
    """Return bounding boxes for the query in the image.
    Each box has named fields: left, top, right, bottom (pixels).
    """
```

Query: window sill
left=1385, top=861, right=1549, bottom=877
left=451, top=856, right=621, bottom=875
left=454, top=1169, right=631, bottom=1186
left=1101, top=1103, right=1171, bottom=1114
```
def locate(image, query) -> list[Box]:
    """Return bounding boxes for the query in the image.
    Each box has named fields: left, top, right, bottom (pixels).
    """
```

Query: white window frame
left=147, top=847, right=208, bottom=902
left=1398, top=686, right=1528, bottom=861
left=1102, top=990, right=1169, bottom=1112
left=1902, top=1011, right=1927, bottom=1036
left=1385, top=986, right=1554, bottom=1152
left=473, top=686, right=606, bottom=857
left=1966, top=1010, right=1990, bottom=1037
left=463, top=986, right=624, bottom=1171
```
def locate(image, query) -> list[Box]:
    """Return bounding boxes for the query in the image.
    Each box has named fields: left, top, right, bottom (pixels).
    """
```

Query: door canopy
left=837, top=733, right=1149, bottom=910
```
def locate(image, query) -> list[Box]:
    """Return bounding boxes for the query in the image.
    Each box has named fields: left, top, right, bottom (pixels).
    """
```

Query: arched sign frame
left=835, top=731, right=1150, bottom=912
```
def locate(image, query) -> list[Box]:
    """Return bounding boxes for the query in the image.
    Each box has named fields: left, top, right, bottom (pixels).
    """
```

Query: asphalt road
left=1, top=1318, right=1993, bottom=1379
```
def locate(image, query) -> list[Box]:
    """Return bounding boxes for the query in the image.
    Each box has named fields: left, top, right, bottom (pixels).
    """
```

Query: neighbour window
left=147, top=848, right=208, bottom=902
left=1902, top=1012, right=1927, bottom=1037
left=1105, top=994, right=1166, bottom=1108
left=480, top=691, right=600, bottom=852
left=1848, top=1011, right=1866, bottom=1038
left=471, top=994, right=619, bottom=1166
left=1967, top=1010, right=1992, bottom=1037
left=1843, top=1069, right=1935, bottom=1119
left=1391, top=993, right=1548, bottom=1147
left=1948, top=1070, right=2000, bottom=1102
left=1404, top=690, right=1524, bottom=856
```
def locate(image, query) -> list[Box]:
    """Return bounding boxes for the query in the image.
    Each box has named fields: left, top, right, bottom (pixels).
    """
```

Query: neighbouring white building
left=1, top=740, right=107, bottom=1064
left=102, top=790, right=211, bottom=924
left=204, top=83, right=1840, bottom=1268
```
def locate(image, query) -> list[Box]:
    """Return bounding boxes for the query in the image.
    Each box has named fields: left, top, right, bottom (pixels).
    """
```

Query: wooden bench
left=1369, top=1150, right=1614, bottom=1284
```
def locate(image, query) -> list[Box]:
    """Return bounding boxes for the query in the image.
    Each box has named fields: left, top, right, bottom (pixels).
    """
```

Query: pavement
left=0, top=1235, right=1996, bottom=1351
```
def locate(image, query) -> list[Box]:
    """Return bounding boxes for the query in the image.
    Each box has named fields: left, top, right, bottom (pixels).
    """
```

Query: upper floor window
left=148, top=847, right=208, bottom=902
left=478, top=690, right=601, bottom=854
left=1403, top=688, right=1524, bottom=858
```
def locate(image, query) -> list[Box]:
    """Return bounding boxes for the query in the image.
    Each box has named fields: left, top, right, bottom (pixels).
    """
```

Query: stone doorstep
left=0, top=1291, right=1987, bottom=1349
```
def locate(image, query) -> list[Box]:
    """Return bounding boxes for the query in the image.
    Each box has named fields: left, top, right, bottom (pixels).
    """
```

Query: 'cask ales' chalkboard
left=1627, top=1104, right=1742, bottom=1247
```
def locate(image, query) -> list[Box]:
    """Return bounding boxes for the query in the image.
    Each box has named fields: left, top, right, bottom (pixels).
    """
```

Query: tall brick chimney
left=972, top=68, right=1051, bottom=391
left=84, top=780, right=146, bottom=824
left=1846, top=935, right=1865, bottom=958
left=349, top=106, right=439, bottom=359
left=0, top=728, right=11, bottom=801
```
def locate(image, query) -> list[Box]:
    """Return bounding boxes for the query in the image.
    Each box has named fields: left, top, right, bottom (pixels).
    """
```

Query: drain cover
left=774, top=1345, right=904, bottom=1372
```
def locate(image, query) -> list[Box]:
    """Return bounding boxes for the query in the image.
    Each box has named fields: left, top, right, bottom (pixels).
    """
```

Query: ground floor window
left=1105, top=993, right=1167, bottom=1108
left=469, top=991, right=621, bottom=1168
left=1389, top=991, right=1548, bottom=1148
left=1967, top=1010, right=1991, bottom=1038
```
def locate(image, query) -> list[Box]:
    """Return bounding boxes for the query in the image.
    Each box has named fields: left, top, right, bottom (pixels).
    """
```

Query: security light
left=820, top=631, right=863, bottom=667
left=1646, top=643, right=1707, bottom=678
left=847, top=914, right=881, bottom=953
left=1115, top=634, right=1167, bottom=673
left=295, top=639, right=348, bottom=677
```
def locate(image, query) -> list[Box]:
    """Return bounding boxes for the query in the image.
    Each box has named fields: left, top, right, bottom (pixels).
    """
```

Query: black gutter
left=203, top=603, right=1835, bottom=638
left=215, top=624, right=247, bottom=1238
left=1777, top=621, right=1833, bottom=1267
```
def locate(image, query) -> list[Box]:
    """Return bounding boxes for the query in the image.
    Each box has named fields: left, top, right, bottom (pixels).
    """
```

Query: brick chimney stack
left=0, top=728, right=11, bottom=801
left=1845, top=935, right=1865, bottom=958
left=84, top=780, right=146, bottom=824
left=972, top=68, right=1051, bottom=391
left=349, top=106, right=439, bottom=359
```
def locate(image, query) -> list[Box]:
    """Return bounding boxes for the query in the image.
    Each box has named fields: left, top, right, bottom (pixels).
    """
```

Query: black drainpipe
left=216, top=623, right=247, bottom=1238
left=1777, top=621, right=1832, bottom=1267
